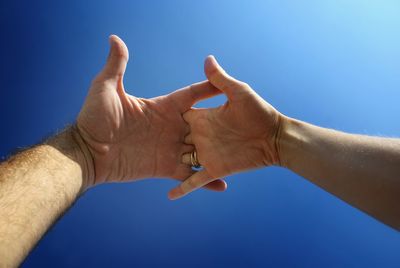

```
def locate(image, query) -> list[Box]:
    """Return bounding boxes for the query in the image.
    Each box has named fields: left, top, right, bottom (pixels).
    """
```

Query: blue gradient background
left=1, top=1, right=400, bottom=267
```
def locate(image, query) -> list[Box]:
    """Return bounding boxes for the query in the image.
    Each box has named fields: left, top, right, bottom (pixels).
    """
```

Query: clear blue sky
left=1, top=1, right=400, bottom=267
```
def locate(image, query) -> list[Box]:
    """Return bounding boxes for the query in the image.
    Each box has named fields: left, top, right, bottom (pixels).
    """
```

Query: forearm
left=278, top=116, right=400, bottom=230
left=0, top=127, right=93, bottom=267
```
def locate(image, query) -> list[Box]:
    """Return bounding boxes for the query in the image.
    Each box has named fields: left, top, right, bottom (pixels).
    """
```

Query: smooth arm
left=278, top=116, right=400, bottom=230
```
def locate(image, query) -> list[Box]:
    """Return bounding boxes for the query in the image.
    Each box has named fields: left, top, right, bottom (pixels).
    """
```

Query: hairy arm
left=278, top=117, right=400, bottom=230
left=0, top=127, right=93, bottom=267
left=0, top=35, right=228, bottom=267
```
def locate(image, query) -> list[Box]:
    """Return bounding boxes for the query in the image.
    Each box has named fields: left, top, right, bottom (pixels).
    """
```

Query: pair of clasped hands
left=77, top=35, right=282, bottom=199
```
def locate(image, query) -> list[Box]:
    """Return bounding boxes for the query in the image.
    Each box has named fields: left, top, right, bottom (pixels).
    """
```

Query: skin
left=0, top=35, right=227, bottom=267
left=77, top=35, right=226, bottom=189
left=171, top=55, right=400, bottom=230
left=0, top=130, right=89, bottom=267
left=1, top=35, right=399, bottom=267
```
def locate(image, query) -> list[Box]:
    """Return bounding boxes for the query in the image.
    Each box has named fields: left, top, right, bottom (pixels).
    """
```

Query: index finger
left=168, top=81, right=222, bottom=112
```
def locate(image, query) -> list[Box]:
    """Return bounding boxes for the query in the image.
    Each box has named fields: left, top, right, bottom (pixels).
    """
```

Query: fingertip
left=215, top=179, right=228, bottom=192
left=108, top=34, right=122, bottom=46
left=168, top=191, right=177, bottom=200
left=108, top=35, right=119, bottom=53
left=206, top=54, right=217, bottom=62
left=205, top=54, right=215, bottom=63
left=222, top=180, right=228, bottom=191
left=204, top=55, right=217, bottom=76
left=183, top=108, right=199, bottom=123
left=204, top=55, right=231, bottom=92
left=108, top=34, right=118, bottom=43
left=108, top=34, right=129, bottom=62
left=96, top=34, right=130, bottom=83
left=168, top=187, right=183, bottom=200
left=182, top=110, right=191, bottom=122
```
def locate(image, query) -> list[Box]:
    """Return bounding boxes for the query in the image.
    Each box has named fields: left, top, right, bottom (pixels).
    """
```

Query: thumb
left=97, top=35, right=129, bottom=82
left=204, top=55, right=246, bottom=101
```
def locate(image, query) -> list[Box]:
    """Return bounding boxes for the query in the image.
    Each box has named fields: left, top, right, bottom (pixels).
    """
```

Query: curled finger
left=168, top=169, right=219, bottom=200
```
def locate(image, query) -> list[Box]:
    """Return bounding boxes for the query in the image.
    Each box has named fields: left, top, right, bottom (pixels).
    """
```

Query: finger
left=204, top=179, right=227, bottom=192
left=182, top=144, right=195, bottom=154
left=204, top=55, right=247, bottom=101
left=172, top=165, right=227, bottom=192
left=181, top=153, right=192, bottom=165
left=168, top=81, right=222, bottom=112
left=168, top=169, right=217, bottom=200
left=95, top=35, right=129, bottom=83
left=184, top=134, right=193, bottom=144
left=183, top=107, right=206, bottom=124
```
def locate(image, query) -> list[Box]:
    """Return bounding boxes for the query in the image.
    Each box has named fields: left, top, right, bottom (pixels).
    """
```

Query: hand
left=169, top=56, right=283, bottom=199
left=77, top=35, right=227, bottom=192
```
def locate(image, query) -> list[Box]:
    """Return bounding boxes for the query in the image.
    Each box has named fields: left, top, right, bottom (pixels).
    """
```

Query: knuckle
left=239, top=81, right=251, bottom=89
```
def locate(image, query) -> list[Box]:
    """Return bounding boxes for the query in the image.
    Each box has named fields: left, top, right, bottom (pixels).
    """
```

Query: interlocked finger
left=182, top=153, right=192, bottom=166
left=173, top=165, right=226, bottom=192
left=168, top=169, right=217, bottom=200
left=168, top=81, right=222, bottom=113
left=184, top=134, right=193, bottom=144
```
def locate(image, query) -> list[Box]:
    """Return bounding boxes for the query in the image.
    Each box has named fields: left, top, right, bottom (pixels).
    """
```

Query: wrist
left=261, top=112, right=287, bottom=167
left=46, top=126, right=96, bottom=193
left=276, top=116, right=309, bottom=169
left=70, top=125, right=96, bottom=191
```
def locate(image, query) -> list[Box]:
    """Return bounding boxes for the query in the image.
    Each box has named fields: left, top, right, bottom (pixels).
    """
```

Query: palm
left=169, top=56, right=282, bottom=199
left=77, top=36, right=226, bottom=192
left=78, top=84, right=192, bottom=183
left=190, top=92, right=279, bottom=179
